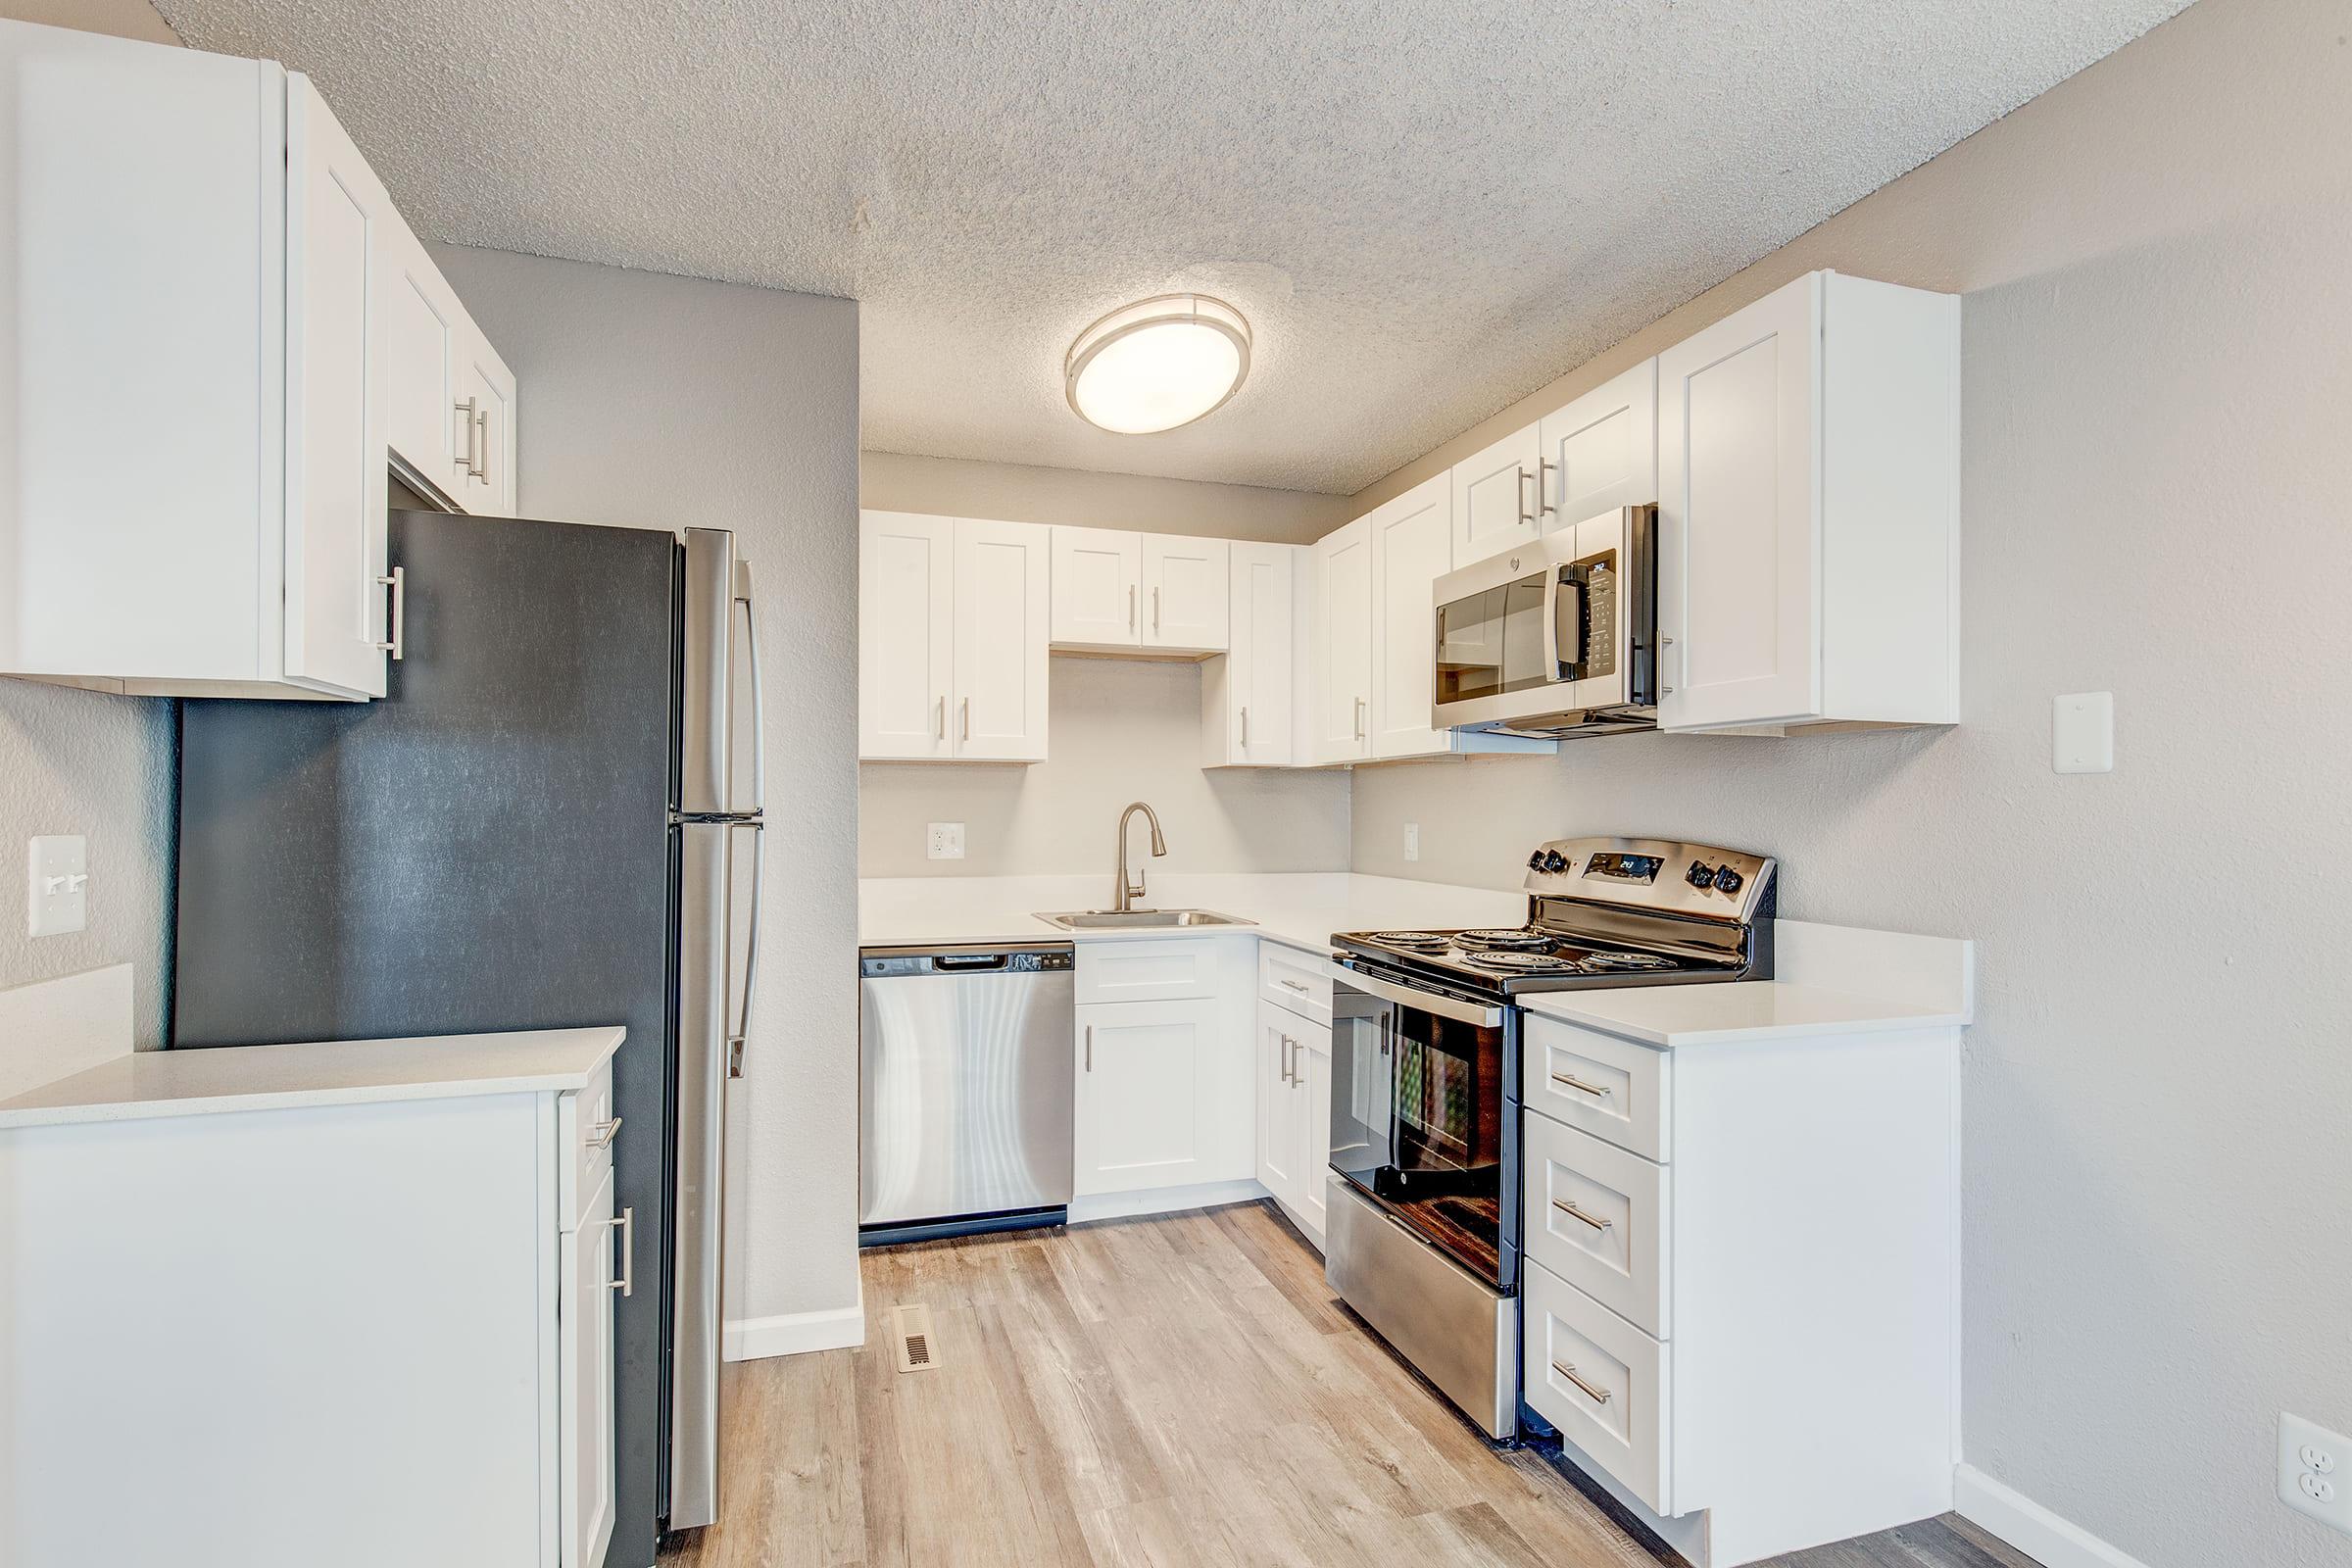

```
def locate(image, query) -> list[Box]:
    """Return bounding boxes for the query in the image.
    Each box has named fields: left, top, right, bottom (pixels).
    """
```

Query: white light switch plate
left=27, top=835, right=87, bottom=938
left=2052, top=692, right=2114, bottom=774
left=2281, top=1412, right=2352, bottom=1536
left=926, top=822, right=964, bottom=860
left=1403, top=823, right=1420, bottom=861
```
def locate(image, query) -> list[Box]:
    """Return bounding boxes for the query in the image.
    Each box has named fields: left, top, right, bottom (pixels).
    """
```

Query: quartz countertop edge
left=0, top=1026, right=625, bottom=1131
left=1520, top=982, right=1968, bottom=1047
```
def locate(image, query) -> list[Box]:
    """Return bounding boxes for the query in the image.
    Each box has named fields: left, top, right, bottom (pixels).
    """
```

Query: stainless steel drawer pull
left=1549, top=1069, right=1611, bottom=1099
left=611, top=1206, right=635, bottom=1297
left=1279, top=978, right=1309, bottom=993
left=1551, top=1360, right=1611, bottom=1404
left=1552, top=1197, right=1611, bottom=1232
left=588, top=1115, right=622, bottom=1150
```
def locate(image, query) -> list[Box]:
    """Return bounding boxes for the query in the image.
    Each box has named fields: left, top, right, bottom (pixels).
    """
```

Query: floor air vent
left=891, top=1303, right=937, bottom=1373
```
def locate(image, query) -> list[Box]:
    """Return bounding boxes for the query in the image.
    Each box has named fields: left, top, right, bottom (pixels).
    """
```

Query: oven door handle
left=1337, top=963, right=1503, bottom=1028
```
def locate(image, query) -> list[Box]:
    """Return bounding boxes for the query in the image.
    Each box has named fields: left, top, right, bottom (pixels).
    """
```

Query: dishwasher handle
left=931, top=953, right=1010, bottom=971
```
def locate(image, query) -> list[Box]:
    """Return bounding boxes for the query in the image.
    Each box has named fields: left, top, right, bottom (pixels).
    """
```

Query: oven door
left=1329, top=960, right=1520, bottom=1293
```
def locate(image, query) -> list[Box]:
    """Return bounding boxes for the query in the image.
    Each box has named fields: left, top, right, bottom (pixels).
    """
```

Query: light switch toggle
left=27, top=836, right=88, bottom=938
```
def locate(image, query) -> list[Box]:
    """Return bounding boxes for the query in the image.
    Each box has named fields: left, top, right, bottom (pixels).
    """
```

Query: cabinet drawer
left=1257, top=943, right=1334, bottom=1024
left=1523, top=1110, right=1672, bottom=1338
left=1075, top=939, right=1217, bottom=1004
left=558, top=1057, right=617, bottom=1233
left=1524, top=1258, right=1673, bottom=1516
left=1524, top=1015, right=1671, bottom=1162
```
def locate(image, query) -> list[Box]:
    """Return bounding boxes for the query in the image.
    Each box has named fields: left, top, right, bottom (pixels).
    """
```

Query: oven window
left=1329, top=986, right=1509, bottom=1286
left=1436, top=573, right=1556, bottom=704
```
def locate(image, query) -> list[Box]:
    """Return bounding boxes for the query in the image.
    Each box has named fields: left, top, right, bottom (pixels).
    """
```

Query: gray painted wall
left=861, top=450, right=1349, bottom=545
left=1348, top=1, right=2350, bottom=1562
left=430, top=246, right=864, bottom=1345
left=859, top=657, right=1349, bottom=879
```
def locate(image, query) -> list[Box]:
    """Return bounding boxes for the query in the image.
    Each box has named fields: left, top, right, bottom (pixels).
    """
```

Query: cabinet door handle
left=1551, top=1360, right=1611, bottom=1404
left=1084, top=1024, right=1094, bottom=1072
left=373, top=566, right=406, bottom=661
left=1240, top=705, right=1249, bottom=749
left=1552, top=1196, right=1612, bottom=1232
left=1549, top=1069, right=1610, bottom=1099
left=1517, top=466, right=1535, bottom=526
left=960, top=697, right=971, bottom=740
left=1353, top=696, right=1366, bottom=741
left=1152, top=586, right=1161, bottom=633
left=1539, top=460, right=1557, bottom=518
left=454, top=397, right=481, bottom=478
left=1128, top=584, right=1136, bottom=631
left=936, top=696, right=946, bottom=741
left=588, top=1114, right=622, bottom=1150
left=611, top=1206, right=635, bottom=1297
left=1279, top=1033, right=1296, bottom=1083
left=475, top=407, right=493, bottom=491
left=1660, top=634, right=1677, bottom=698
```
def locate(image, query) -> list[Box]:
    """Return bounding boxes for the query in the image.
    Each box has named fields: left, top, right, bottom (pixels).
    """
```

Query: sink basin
left=1033, top=908, right=1255, bottom=931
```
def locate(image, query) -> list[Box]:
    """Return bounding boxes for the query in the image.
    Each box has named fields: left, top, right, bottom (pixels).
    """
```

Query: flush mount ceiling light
left=1064, top=293, right=1251, bottom=434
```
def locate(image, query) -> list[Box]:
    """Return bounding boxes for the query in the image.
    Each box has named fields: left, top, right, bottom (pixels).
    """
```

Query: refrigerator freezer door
left=679, top=529, right=738, bottom=818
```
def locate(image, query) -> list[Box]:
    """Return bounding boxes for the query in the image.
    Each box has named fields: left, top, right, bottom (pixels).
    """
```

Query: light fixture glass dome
left=1065, top=294, right=1251, bottom=434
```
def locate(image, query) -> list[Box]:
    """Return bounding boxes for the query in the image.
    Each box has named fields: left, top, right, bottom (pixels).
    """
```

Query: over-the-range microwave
left=1430, top=504, right=1658, bottom=739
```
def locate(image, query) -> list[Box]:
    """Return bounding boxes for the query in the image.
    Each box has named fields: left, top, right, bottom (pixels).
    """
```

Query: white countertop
left=1523, top=980, right=1970, bottom=1047
left=0, top=1026, right=624, bottom=1131
left=858, top=871, right=1527, bottom=956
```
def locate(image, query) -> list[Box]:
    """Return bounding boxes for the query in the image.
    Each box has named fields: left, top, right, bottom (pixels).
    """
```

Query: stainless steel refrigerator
left=172, top=511, right=763, bottom=1566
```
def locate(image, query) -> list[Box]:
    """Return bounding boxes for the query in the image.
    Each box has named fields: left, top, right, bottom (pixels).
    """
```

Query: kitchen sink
left=1032, top=908, right=1255, bottom=930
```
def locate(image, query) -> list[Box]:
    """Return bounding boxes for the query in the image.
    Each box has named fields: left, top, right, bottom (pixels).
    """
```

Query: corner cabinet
left=1657, top=271, right=1959, bottom=733
left=0, top=21, right=520, bottom=701
left=858, top=511, right=1050, bottom=761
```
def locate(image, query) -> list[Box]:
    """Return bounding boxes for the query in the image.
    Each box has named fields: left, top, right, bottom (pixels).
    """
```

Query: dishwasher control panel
left=859, top=946, right=1075, bottom=978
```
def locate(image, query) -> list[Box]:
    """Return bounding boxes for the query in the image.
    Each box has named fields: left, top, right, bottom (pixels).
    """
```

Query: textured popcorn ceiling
left=160, top=0, right=2187, bottom=494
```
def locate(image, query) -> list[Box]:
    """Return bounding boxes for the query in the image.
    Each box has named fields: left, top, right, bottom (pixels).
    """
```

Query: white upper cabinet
left=1657, top=270, right=1959, bottom=733
left=384, top=218, right=516, bottom=516
left=953, top=517, right=1052, bottom=760
left=858, top=512, right=956, bottom=760
left=858, top=512, right=1049, bottom=762
left=0, top=22, right=516, bottom=701
left=456, top=326, right=519, bottom=517
left=1142, top=534, right=1230, bottom=652
left=1449, top=421, right=1544, bottom=566
left=1542, top=358, right=1658, bottom=533
left=1311, top=518, right=1374, bottom=762
left=1201, top=542, right=1298, bottom=767
left=1050, top=525, right=1145, bottom=649
left=1366, top=474, right=1454, bottom=759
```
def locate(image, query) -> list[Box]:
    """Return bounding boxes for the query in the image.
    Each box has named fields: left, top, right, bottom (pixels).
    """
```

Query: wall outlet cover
left=2052, top=691, right=2115, bottom=774
left=1403, top=823, right=1420, bottom=861
left=27, top=835, right=88, bottom=938
left=925, top=822, right=965, bottom=860
left=2281, top=1412, right=2352, bottom=1536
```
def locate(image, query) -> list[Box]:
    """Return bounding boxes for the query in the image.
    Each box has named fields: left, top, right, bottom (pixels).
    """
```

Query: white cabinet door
left=561, top=1165, right=618, bottom=1568
left=1311, top=518, right=1372, bottom=762
left=1226, top=543, right=1295, bottom=765
left=857, top=512, right=956, bottom=760
left=1254, top=1004, right=1302, bottom=1209
left=457, top=332, right=519, bottom=517
left=1541, top=359, right=1657, bottom=534
left=1294, top=1024, right=1331, bottom=1241
left=1657, top=275, right=1820, bottom=729
left=1075, top=998, right=1222, bottom=1197
left=382, top=221, right=463, bottom=500
left=1050, top=525, right=1143, bottom=648
left=1448, top=422, right=1542, bottom=566
left=953, top=517, right=1051, bottom=760
left=281, top=74, right=390, bottom=700
left=1142, top=534, right=1230, bottom=651
left=1367, top=472, right=1452, bottom=760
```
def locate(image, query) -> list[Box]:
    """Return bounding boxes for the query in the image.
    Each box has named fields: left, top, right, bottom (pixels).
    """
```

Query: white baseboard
left=1954, top=1464, right=2151, bottom=1568
left=723, top=1291, right=865, bottom=1362
left=1067, top=1178, right=1267, bottom=1225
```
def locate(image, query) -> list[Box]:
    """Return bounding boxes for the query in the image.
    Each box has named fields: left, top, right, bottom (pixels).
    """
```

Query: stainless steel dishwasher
left=858, top=944, right=1076, bottom=1244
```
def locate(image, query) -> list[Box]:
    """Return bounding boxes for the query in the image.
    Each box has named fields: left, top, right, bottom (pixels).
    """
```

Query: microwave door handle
left=1545, top=569, right=1582, bottom=681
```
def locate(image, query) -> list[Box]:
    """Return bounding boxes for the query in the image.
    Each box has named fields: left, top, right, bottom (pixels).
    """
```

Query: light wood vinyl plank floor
left=659, top=1201, right=2038, bottom=1568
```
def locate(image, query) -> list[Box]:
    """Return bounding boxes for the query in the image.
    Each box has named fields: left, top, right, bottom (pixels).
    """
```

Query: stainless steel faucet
left=1111, top=801, right=1167, bottom=912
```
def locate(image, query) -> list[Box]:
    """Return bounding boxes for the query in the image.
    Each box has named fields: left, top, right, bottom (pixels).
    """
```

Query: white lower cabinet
left=1071, top=939, right=1255, bottom=1208
left=1254, top=995, right=1332, bottom=1247
left=0, top=1053, right=619, bottom=1568
left=1516, top=1010, right=1959, bottom=1567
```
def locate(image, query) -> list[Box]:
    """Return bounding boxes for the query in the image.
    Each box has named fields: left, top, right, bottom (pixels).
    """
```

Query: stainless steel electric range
left=1319, top=836, right=1778, bottom=1440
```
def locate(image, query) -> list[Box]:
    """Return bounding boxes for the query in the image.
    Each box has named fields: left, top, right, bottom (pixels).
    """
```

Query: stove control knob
left=1541, top=850, right=1568, bottom=873
left=1527, top=851, right=1546, bottom=871
left=1685, top=859, right=1716, bottom=889
left=1713, top=864, right=1743, bottom=895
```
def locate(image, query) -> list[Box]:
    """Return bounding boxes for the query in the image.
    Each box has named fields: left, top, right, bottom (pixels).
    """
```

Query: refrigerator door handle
left=726, top=818, right=763, bottom=1078
left=734, top=561, right=765, bottom=815
left=727, top=559, right=765, bottom=1079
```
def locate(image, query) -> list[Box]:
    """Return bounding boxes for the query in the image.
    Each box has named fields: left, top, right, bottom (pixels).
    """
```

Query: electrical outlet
left=2280, top=1413, right=2352, bottom=1536
left=925, top=822, right=964, bottom=861
left=27, top=836, right=87, bottom=938
left=1403, top=823, right=1420, bottom=862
